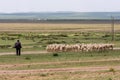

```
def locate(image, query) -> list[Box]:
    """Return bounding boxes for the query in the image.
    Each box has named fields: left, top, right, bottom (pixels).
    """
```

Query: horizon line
left=0, top=11, right=120, bottom=14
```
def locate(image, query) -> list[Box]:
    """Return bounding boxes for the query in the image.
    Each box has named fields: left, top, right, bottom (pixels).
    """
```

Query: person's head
left=17, top=40, right=20, bottom=42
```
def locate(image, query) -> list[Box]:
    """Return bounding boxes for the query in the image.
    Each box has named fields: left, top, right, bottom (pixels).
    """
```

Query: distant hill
left=0, top=12, right=120, bottom=20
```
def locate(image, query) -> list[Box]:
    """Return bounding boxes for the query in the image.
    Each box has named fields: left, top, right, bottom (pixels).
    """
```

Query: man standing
left=14, top=40, right=22, bottom=56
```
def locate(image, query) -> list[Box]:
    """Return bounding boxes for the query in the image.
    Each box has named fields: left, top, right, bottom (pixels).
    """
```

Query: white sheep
left=46, top=43, right=114, bottom=52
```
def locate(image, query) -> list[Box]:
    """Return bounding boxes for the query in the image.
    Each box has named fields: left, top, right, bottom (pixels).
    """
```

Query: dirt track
left=0, top=51, right=49, bottom=56
left=0, top=47, right=119, bottom=56
left=0, top=66, right=120, bottom=75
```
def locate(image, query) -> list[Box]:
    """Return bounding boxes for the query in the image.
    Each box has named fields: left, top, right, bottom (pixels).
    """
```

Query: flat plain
left=0, top=22, right=120, bottom=80
left=0, top=23, right=119, bottom=32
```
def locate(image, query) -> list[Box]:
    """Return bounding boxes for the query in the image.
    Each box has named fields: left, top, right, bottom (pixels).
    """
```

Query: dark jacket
left=14, top=42, right=22, bottom=48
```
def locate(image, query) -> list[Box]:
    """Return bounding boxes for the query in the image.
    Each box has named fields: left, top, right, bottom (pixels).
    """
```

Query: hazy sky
left=0, top=0, right=120, bottom=13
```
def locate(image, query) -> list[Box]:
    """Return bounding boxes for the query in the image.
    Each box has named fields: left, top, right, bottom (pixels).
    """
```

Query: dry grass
left=0, top=23, right=119, bottom=32
left=0, top=71, right=120, bottom=80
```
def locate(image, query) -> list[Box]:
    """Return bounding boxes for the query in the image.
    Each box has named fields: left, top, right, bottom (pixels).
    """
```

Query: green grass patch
left=0, top=50, right=120, bottom=64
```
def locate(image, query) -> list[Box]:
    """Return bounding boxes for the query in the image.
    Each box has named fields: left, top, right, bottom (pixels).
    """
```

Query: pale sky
left=0, top=0, right=120, bottom=13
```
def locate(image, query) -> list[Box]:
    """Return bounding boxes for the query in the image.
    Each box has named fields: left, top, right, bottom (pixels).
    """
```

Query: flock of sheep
left=46, top=43, right=114, bottom=52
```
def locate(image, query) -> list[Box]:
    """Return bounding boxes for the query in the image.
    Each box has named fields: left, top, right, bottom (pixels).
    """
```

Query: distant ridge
left=0, top=12, right=120, bottom=20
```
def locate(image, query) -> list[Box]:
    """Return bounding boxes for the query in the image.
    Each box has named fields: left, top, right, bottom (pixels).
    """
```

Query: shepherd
left=14, top=40, right=22, bottom=56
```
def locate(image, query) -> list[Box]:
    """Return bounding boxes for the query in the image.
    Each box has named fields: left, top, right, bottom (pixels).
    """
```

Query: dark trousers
left=16, top=48, right=21, bottom=56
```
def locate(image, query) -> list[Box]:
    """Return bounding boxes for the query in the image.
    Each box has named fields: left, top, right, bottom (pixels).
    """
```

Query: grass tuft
left=108, top=78, right=112, bottom=80
left=109, top=68, right=115, bottom=73
left=53, top=53, right=59, bottom=57
left=25, top=57, right=31, bottom=60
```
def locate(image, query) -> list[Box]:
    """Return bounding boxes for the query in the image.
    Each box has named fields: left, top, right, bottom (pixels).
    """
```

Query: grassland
left=0, top=50, right=120, bottom=68
left=0, top=51, right=120, bottom=80
left=0, top=23, right=120, bottom=52
left=0, top=22, right=120, bottom=80
left=0, top=23, right=118, bottom=32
